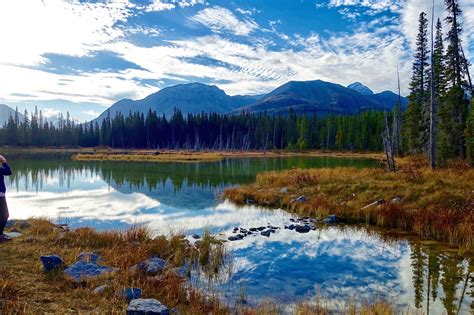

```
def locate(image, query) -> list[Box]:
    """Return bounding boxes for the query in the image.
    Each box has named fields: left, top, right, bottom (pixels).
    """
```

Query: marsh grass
left=224, top=157, right=474, bottom=251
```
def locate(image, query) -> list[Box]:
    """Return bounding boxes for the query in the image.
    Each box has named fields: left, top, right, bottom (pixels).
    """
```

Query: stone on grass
left=390, top=197, right=402, bottom=205
left=116, top=287, right=142, bottom=302
left=126, top=298, right=170, bottom=315
left=93, top=284, right=109, bottom=295
left=40, top=255, right=65, bottom=272
left=64, top=261, right=117, bottom=282
left=4, top=232, right=22, bottom=238
left=77, top=252, right=101, bottom=264
left=136, top=257, right=166, bottom=275
left=280, top=187, right=289, bottom=194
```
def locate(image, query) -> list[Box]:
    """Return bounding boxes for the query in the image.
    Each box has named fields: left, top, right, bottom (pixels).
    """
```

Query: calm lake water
left=6, top=155, right=473, bottom=314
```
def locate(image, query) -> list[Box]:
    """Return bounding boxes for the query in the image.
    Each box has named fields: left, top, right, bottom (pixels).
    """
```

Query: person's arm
left=0, top=156, right=11, bottom=176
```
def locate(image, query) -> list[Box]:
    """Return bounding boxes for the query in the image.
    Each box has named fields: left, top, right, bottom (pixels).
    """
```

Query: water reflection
left=5, top=156, right=473, bottom=314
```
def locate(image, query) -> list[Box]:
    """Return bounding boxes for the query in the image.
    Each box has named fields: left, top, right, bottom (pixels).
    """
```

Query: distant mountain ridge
left=95, top=80, right=408, bottom=122
left=0, top=104, right=23, bottom=126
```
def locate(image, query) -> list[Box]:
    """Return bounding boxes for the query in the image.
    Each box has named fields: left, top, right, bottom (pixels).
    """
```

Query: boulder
left=191, top=234, right=200, bottom=240
left=136, top=258, right=166, bottom=275
left=261, top=230, right=271, bottom=237
left=64, top=261, right=118, bottom=282
left=40, top=255, right=65, bottom=272
left=257, top=226, right=266, bottom=231
left=116, top=287, right=142, bottom=302
left=249, top=228, right=257, bottom=232
left=127, top=298, right=170, bottom=315
left=77, top=252, right=101, bottom=264
left=295, top=225, right=311, bottom=233
left=288, top=224, right=295, bottom=230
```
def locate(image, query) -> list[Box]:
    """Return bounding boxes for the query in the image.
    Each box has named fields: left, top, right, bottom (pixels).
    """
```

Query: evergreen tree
left=406, top=12, right=430, bottom=153
left=466, top=99, right=474, bottom=165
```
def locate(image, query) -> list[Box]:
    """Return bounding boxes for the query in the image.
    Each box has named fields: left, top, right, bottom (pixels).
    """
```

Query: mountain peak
left=347, top=82, right=374, bottom=96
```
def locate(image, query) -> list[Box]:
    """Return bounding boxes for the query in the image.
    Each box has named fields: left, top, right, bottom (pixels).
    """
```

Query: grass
left=0, top=218, right=228, bottom=314
left=223, top=156, right=474, bottom=251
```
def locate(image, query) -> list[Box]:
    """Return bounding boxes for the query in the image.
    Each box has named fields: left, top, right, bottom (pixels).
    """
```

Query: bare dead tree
left=383, top=112, right=396, bottom=172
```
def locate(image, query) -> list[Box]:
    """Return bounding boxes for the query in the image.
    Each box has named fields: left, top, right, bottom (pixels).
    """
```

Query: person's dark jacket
left=0, top=163, right=12, bottom=194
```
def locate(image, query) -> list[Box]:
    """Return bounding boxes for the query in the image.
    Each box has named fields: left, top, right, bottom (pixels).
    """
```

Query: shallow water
left=6, top=155, right=473, bottom=314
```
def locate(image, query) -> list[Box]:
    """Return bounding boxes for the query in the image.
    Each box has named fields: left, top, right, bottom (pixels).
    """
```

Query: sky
left=0, top=0, right=473, bottom=122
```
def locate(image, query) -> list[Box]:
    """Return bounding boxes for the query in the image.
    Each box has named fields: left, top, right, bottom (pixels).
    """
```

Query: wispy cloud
left=191, top=6, right=258, bottom=36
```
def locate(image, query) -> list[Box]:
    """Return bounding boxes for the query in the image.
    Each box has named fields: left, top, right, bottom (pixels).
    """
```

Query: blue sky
left=0, top=0, right=473, bottom=122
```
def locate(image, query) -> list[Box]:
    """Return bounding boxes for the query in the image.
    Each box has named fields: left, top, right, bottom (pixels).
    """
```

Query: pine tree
left=406, top=12, right=430, bottom=153
left=466, top=98, right=474, bottom=165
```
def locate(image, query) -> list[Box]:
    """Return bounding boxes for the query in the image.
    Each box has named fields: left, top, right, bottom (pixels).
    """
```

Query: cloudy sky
left=0, top=0, right=473, bottom=121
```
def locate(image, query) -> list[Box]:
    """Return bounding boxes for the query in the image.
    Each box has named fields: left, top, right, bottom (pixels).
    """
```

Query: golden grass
left=224, top=157, right=474, bottom=251
left=0, top=219, right=228, bottom=314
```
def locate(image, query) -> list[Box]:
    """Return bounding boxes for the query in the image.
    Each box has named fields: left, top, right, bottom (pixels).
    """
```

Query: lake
left=5, top=155, right=473, bottom=314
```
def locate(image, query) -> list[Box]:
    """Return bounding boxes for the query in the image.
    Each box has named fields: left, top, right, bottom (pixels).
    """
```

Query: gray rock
left=390, top=197, right=402, bottom=205
left=191, top=234, right=200, bottom=240
left=93, top=284, right=109, bottom=294
left=116, top=287, right=142, bottom=302
left=249, top=227, right=257, bottom=232
left=288, top=224, right=295, bottom=230
left=257, top=226, right=266, bottom=231
left=77, top=252, right=101, bottom=264
left=40, top=255, right=65, bottom=272
left=127, top=298, right=170, bottom=315
left=295, top=225, right=311, bottom=233
left=136, top=257, right=166, bottom=275
left=280, top=187, right=289, bottom=194
left=64, top=261, right=118, bottom=282
left=261, top=230, right=271, bottom=237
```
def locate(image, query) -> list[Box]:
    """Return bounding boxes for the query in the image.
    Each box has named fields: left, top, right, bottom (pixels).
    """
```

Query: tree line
left=0, top=107, right=387, bottom=152
left=404, top=0, right=473, bottom=166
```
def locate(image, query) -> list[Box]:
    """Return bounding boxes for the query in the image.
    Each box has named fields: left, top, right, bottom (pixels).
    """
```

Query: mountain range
left=0, top=104, right=23, bottom=126
left=95, top=80, right=407, bottom=122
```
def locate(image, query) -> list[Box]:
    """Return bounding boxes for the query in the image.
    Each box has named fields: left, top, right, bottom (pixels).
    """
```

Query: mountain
left=347, top=82, right=374, bottom=96
left=95, top=83, right=260, bottom=122
left=369, top=90, right=408, bottom=109
left=236, top=80, right=392, bottom=116
left=0, top=104, right=21, bottom=126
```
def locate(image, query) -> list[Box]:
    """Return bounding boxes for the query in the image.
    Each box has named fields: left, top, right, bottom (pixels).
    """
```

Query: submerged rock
left=288, top=224, right=296, bottom=230
left=249, top=227, right=257, bottom=232
left=295, top=225, right=311, bottom=233
left=127, top=298, right=170, bottom=315
left=64, top=261, right=118, bottom=282
left=40, top=255, right=66, bottom=272
left=261, top=230, right=271, bottom=237
left=116, top=287, right=142, bottom=302
left=77, top=252, right=101, bottom=264
left=257, top=226, right=266, bottom=231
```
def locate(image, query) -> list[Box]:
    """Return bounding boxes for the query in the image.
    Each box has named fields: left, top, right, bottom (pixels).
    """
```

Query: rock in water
left=40, top=255, right=65, bottom=272
left=64, top=261, right=117, bottom=282
left=77, top=252, right=101, bottom=264
left=116, top=288, right=142, bottom=302
left=191, top=234, right=200, bottom=240
left=261, top=230, right=271, bottom=237
left=295, top=225, right=311, bottom=233
left=127, top=299, right=170, bottom=315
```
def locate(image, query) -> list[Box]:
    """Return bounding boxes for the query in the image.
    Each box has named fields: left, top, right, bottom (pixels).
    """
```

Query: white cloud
left=145, top=0, right=205, bottom=12
left=191, top=6, right=258, bottom=36
left=42, top=107, right=61, bottom=118
left=82, top=110, right=101, bottom=117
left=0, top=0, right=133, bottom=66
left=327, top=0, right=403, bottom=13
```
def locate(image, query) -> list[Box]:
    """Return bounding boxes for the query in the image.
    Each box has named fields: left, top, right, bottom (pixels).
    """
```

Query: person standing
left=0, top=155, right=12, bottom=242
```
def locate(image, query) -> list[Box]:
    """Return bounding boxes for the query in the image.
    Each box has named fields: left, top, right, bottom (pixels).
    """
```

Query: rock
left=239, top=228, right=248, bottom=234
left=261, top=230, right=271, bottom=237
left=17, top=221, right=31, bottom=229
left=257, top=226, right=266, bottom=231
left=246, top=199, right=256, bottom=205
left=136, top=258, right=166, bottom=275
left=280, top=187, right=289, bottom=194
left=9, top=228, right=20, bottom=233
left=289, top=218, right=295, bottom=222
left=249, top=227, right=257, bottom=232
left=191, top=234, right=200, bottom=240
left=324, top=215, right=337, bottom=224
left=171, top=266, right=188, bottom=278
left=295, top=225, right=311, bottom=233
left=288, top=224, right=295, bottom=230
left=64, top=261, right=118, bottom=282
left=40, top=255, right=65, bottom=272
left=93, top=284, right=109, bottom=294
left=390, top=197, right=402, bottom=205
left=268, top=226, right=278, bottom=230
left=194, top=240, right=202, bottom=247
left=294, top=196, right=306, bottom=203
left=77, top=252, right=101, bottom=264
left=5, top=220, right=16, bottom=228
left=116, top=287, right=142, bottom=302
left=4, top=232, right=22, bottom=238
left=127, top=298, right=170, bottom=315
